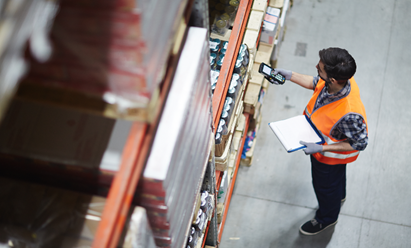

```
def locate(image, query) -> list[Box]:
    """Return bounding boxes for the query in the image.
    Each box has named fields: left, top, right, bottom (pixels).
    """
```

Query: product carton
left=260, top=7, right=280, bottom=44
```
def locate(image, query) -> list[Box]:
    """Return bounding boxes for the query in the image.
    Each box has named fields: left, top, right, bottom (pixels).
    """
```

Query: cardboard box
left=269, top=0, right=285, bottom=8
left=242, top=29, right=259, bottom=56
left=249, top=67, right=265, bottom=87
left=244, top=83, right=261, bottom=108
left=246, top=10, right=265, bottom=32
left=255, top=49, right=271, bottom=64
left=252, top=0, right=268, bottom=13
left=260, top=7, right=280, bottom=44
left=0, top=100, right=115, bottom=169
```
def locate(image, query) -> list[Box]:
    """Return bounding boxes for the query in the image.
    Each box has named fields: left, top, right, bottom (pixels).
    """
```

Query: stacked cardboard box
left=260, top=7, right=281, bottom=45
left=269, top=0, right=292, bottom=64
left=242, top=0, right=293, bottom=167
left=136, top=27, right=213, bottom=248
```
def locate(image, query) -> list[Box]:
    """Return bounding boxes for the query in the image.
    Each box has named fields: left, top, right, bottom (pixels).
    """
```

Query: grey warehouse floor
left=220, top=0, right=411, bottom=247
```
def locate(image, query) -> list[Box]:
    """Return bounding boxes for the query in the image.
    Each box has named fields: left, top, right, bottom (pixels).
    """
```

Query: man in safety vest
left=273, top=47, right=368, bottom=235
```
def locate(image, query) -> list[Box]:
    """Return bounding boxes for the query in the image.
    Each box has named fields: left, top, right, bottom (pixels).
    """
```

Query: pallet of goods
left=16, top=0, right=189, bottom=121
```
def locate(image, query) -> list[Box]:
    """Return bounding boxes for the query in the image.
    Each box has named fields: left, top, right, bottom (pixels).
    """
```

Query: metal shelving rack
left=92, top=1, right=197, bottom=246
left=0, top=0, right=260, bottom=247
left=206, top=0, right=254, bottom=246
left=0, top=1, right=196, bottom=248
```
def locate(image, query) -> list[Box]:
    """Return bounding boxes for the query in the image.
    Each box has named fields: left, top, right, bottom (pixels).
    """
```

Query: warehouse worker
left=273, top=47, right=368, bottom=235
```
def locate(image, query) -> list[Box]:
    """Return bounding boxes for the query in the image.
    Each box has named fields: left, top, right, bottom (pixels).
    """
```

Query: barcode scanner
left=258, top=63, right=286, bottom=85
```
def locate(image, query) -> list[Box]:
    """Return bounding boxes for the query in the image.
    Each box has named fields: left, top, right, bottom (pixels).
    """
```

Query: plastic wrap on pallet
left=0, top=177, right=108, bottom=247
left=209, top=0, right=240, bottom=36
left=202, top=157, right=216, bottom=193
left=190, top=0, right=210, bottom=32
left=0, top=0, right=58, bottom=123
left=205, top=212, right=218, bottom=246
left=136, top=27, right=213, bottom=248
left=123, top=206, right=157, bottom=248
left=17, top=0, right=187, bottom=117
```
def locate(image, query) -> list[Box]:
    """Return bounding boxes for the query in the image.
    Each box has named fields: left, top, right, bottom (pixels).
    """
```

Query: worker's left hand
left=300, top=141, right=323, bottom=155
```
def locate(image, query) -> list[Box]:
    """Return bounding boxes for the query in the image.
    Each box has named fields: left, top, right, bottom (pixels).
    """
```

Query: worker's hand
left=274, top=68, right=292, bottom=80
left=264, top=76, right=281, bottom=85
left=300, top=141, right=323, bottom=155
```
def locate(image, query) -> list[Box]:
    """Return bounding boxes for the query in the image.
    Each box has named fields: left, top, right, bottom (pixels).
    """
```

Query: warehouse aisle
left=220, top=0, right=411, bottom=247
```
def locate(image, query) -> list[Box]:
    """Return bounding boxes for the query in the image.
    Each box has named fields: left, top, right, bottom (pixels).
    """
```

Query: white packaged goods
left=138, top=27, right=213, bottom=248
left=260, top=7, right=281, bottom=44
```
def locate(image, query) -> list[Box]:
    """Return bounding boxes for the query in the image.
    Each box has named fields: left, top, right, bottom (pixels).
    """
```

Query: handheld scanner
left=258, top=63, right=286, bottom=85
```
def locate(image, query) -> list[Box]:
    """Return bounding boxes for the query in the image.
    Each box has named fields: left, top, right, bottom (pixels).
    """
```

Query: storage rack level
left=206, top=0, right=253, bottom=246
left=211, top=0, right=252, bottom=131
left=93, top=44, right=182, bottom=248
left=92, top=0, right=196, bottom=246
left=216, top=113, right=250, bottom=243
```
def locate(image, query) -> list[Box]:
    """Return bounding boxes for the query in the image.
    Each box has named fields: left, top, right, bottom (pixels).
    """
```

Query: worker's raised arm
left=290, top=72, right=314, bottom=90
left=273, top=68, right=314, bottom=90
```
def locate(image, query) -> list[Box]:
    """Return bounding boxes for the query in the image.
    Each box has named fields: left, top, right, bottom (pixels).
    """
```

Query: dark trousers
left=311, top=155, right=346, bottom=225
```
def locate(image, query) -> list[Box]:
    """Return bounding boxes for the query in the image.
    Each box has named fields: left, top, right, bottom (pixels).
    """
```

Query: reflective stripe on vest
left=317, top=129, right=360, bottom=160
left=323, top=150, right=360, bottom=159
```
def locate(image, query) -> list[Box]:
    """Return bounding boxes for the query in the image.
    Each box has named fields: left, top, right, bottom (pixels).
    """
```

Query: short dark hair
left=319, top=47, right=356, bottom=81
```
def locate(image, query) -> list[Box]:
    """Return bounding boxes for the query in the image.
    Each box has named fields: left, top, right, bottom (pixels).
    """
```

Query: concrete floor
left=220, top=0, right=411, bottom=247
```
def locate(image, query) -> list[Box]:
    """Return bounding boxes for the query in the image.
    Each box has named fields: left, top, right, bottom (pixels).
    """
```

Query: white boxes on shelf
left=137, top=27, right=213, bottom=248
left=261, top=7, right=281, bottom=44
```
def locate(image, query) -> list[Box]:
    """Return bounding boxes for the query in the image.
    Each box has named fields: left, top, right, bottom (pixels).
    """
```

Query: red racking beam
left=212, top=0, right=253, bottom=131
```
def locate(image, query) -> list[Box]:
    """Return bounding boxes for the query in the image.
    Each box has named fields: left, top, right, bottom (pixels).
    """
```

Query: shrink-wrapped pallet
left=17, top=0, right=189, bottom=120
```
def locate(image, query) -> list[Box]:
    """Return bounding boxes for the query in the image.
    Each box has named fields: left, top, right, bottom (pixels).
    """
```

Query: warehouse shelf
left=211, top=0, right=253, bottom=130
left=218, top=113, right=250, bottom=241
left=92, top=54, right=177, bottom=247
left=204, top=0, right=254, bottom=246
left=0, top=0, right=196, bottom=248
left=93, top=2, right=196, bottom=247
left=0, top=0, right=292, bottom=247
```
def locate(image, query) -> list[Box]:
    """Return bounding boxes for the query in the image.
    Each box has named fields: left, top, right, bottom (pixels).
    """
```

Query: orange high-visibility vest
left=303, top=77, right=368, bottom=165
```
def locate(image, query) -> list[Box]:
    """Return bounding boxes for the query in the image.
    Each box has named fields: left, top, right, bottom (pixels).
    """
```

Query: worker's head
left=318, top=47, right=356, bottom=84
